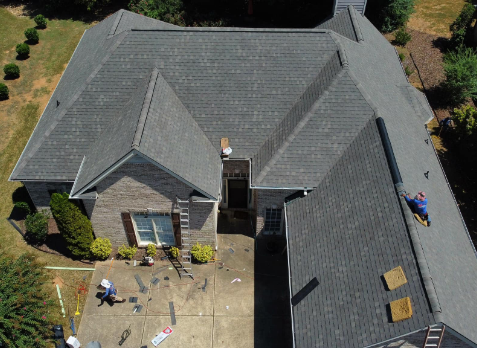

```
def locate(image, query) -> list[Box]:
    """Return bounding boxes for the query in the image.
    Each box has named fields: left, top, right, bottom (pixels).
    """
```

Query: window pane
left=264, top=208, right=282, bottom=235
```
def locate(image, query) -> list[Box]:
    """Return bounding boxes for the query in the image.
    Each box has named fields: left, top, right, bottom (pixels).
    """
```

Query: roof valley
left=252, top=50, right=344, bottom=184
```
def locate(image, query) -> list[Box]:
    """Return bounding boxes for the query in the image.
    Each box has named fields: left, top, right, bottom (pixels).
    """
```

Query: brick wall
left=90, top=163, right=217, bottom=247
left=82, top=199, right=96, bottom=219
left=255, top=189, right=295, bottom=237
left=24, top=181, right=73, bottom=212
left=223, top=159, right=249, bottom=175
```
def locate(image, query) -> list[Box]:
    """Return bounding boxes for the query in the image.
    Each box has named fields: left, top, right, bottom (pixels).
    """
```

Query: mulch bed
left=405, top=29, right=475, bottom=121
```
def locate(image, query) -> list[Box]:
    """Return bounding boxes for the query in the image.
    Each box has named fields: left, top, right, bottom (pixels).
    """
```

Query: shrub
left=90, top=238, right=112, bottom=260
left=394, top=27, right=411, bottom=46
left=128, top=0, right=186, bottom=25
left=399, top=52, right=405, bottom=62
left=118, top=244, right=137, bottom=259
left=404, top=66, right=414, bottom=76
left=452, top=105, right=477, bottom=138
left=50, top=192, right=94, bottom=259
left=170, top=246, right=179, bottom=258
left=15, top=43, right=30, bottom=58
left=24, top=28, right=39, bottom=43
left=15, top=201, right=31, bottom=215
left=443, top=46, right=477, bottom=105
left=0, top=253, right=55, bottom=347
left=450, top=3, right=475, bottom=48
left=4, top=63, right=20, bottom=79
left=0, top=83, right=8, bottom=100
left=146, top=243, right=157, bottom=257
left=25, top=211, right=49, bottom=244
left=190, top=242, right=213, bottom=263
left=34, top=14, right=47, bottom=28
left=381, top=0, right=416, bottom=33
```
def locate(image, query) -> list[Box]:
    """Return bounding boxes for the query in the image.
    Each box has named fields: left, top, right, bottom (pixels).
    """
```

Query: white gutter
left=251, top=185, right=311, bottom=190
left=9, top=29, right=88, bottom=182
left=283, top=203, right=296, bottom=348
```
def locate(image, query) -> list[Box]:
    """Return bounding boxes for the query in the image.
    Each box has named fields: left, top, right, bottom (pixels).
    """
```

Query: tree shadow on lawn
left=432, top=37, right=451, bottom=54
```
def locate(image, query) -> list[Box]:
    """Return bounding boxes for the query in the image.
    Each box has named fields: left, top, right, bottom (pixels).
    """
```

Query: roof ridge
left=108, top=9, right=124, bottom=38
left=11, top=31, right=128, bottom=179
left=141, top=69, right=218, bottom=154
left=130, top=27, right=333, bottom=33
left=347, top=5, right=364, bottom=42
left=253, top=50, right=344, bottom=185
left=132, top=68, right=159, bottom=148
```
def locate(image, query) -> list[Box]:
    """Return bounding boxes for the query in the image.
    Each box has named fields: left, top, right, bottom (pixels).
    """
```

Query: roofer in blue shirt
left=98, top=279, right=126, bottom=305
left=401, top=191, right=431, bottom=227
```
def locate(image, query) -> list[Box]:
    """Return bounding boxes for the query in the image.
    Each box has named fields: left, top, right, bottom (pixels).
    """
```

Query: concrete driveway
left=77, top=213, right=292, bottom=348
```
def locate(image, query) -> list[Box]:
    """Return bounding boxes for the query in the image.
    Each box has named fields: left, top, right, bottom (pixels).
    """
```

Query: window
left=264, top=208, right=282, bottom=235
left=133, top=213, right=175, bottom=246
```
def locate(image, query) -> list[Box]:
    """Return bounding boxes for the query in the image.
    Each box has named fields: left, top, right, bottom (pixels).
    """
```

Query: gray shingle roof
left=339, top=9, right=477, bottom=344
left=71, top=68, right=221, bottom=199
left=252, top=67, right=375, bottom=187
left=286, top=118, right=435, bottom=348
left=316, top=6, right=361, bottom=42
left=11, top=16, right=340, bottom=187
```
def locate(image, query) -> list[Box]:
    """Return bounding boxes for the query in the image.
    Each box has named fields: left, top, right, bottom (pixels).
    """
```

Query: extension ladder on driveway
left=177, top=198, right=193, bottom=279
left=422, top=325, right=445, bottom=348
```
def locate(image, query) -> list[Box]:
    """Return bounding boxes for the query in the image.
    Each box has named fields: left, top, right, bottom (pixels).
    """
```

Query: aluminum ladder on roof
left=422, top=325, right=445, bottom=348
left=177, top=198, right=193, bottom=279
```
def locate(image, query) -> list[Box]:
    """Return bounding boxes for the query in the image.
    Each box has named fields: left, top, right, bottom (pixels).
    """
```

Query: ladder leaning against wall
left=177, top=198, right=193, bottom=279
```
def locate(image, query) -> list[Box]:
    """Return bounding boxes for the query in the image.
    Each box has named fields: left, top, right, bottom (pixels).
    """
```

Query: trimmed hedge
left=450, top=3, right=475, bottom=48
left=4, top=63, right=20, bottom=79
left=16, top=43, right=30, bottom=58
left=50, top=192, right=94, bottom=258
left=191, top=242, right=213, bottom=263
left=34, top=14, right=47, bottom=28
left=90, top=238, right=112, bottom=260
left=25, top=211, right=49, bottom=245
left=0, top=83, right=9, bottom=100
left=24, top=28, right=39, bottom=44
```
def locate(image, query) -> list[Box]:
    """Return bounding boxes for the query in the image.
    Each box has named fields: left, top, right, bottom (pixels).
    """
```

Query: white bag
left=222, top=147, right=232, bottom=155
left=66, top=336, right=81, bottom=348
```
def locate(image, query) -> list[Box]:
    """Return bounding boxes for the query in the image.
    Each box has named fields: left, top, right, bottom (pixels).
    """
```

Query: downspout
left=283, top=203, right=296, bottom=348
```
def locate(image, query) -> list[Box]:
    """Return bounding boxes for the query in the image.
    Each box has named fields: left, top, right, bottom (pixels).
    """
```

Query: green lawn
left=0, top=7, right=93, bottom=339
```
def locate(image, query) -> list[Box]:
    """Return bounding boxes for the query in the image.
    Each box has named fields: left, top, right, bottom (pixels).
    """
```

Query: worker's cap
left=417, top=191, right=426, bottom=201
left=100, top=279, right=110, bottom=288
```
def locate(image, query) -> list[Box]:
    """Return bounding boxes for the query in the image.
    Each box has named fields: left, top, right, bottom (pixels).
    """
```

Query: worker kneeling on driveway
left=98, top=279, right=126, bottom=305
left=401, top=191, right=431, bottom=227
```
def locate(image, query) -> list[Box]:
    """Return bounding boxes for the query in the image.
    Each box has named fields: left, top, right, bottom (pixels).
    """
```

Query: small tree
left=394, top=27, right=412, bottom=46
left=443, top=46, right=477, bottom=105
left=24, top=28, right=39, bottom=44
left=16, top=43, right=30, bottom=58
left=0, top=253, right=55, bottom=348
left=450, top=3, right=475, bottom=48
left=34, top=14, right=47, bottom=28
left=3, top=63, right=20, bottom=79
left=0, top=83, right=9, bottom=100
left=25, top=211, right=49, bottom=245
left=50, top=192, right=94, bottom=259
left=381, top=0, right=416, bottom=33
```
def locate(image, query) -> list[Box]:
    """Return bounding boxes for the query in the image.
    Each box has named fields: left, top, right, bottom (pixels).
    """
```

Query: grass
left=0, top=7, right=93, bottom=341
left=408, top=0, right=466, bottom=37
